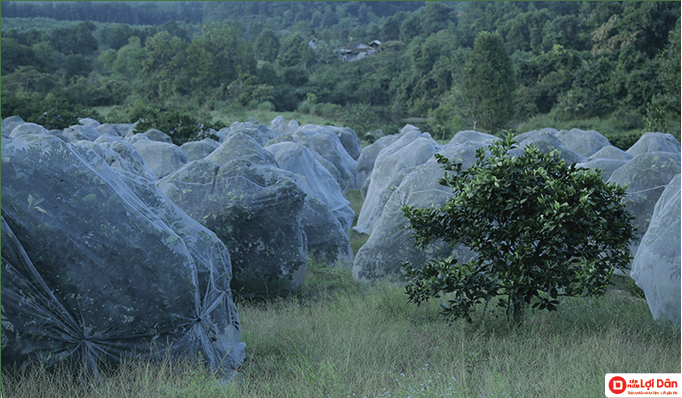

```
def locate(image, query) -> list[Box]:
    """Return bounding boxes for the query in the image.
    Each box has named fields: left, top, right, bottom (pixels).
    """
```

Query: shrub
left=426, top=103, right=466, bottom=142
left=401, top=134, right=635, bottom=324
left=130, top=105, right=224, bottom=146
left=1, top=90, right=101, bottom=130
left=318, top=103, right=341, bottom=119
left=256, top=101, right=276, bottom=111
left=297, top=100, right=311, bottom=114
left=337, top=103, right=381, bottom=136
left=604, top=132, right=643, bottom=151
left=609, top=108, right=645, bottom=132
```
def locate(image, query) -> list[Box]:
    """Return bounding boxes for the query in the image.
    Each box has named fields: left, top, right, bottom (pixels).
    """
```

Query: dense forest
left=2, top=1, right=680, bottom=143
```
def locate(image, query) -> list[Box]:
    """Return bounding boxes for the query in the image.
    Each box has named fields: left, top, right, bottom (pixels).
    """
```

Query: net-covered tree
left=401, top=135, right=635, bottom=324
left=461, top=31, right=516, bottom=133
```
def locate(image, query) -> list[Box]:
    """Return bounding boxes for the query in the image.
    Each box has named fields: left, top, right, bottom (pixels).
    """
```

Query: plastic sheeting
left=223, top=120, right=282, bottom=146
left=353, top=142, right=480, bottom=281
left=354, top=130, right=440, bottom=235
left=626, top=132, right=682, bottom=157
left=555, top=128, right=610, bottom=158
left=324, top=125, right=362, bottom=160
left=447, top=130, right=499, bottom=146
left=1, top=133, right=244, bottom=377
left=267, top=141, right=354, bottom=231
left=588, top=145, right=633, bottom=161
left=159, top=132, right=308, bottom=297
left=269, top=116, right=300, bottom=136
left=3, top=115, right=28, bottom=135
left=143, top=128, right=173, bottom=144
left=630, top=174, right=681, bottom=324
left=356, top=134, right=401, bottom=198
left=180, top=138, right=220, bottom=161
left=512, top=129, right=586, bottom=165
left=95, top=135, right=158, bottom=181
left=267, top=141, right=354, bottom=266
left=293, top=125, right=358, bottom=194
left=9, top=122, right=49, bottom=138
left=575, top=158, right=629, bottom=180
left=608, top=152, right=681, bottom=246
left=131, top=135, right=190, bottom=179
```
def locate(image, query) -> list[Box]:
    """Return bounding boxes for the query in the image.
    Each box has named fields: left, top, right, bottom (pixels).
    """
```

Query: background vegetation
left=2, top=1, right=680, bottom=142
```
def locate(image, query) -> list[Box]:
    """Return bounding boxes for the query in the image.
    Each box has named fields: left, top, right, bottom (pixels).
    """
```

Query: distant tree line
left=1, top=1, right=204, bottom=25
left=0, top=1, right=424, bottom=30
left=1, top=1, right=679, bottom=140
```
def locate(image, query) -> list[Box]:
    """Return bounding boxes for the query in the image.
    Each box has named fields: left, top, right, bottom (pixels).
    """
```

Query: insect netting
left=1, top=133, right=244, bottom=379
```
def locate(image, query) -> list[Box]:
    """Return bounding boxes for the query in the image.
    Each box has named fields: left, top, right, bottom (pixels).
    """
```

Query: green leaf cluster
left=401, top=135, right=635, bottom=324
left=1, top=90, right=101, bottom=130
left=130, top=106, right=224, bottom=146
left=461, top=32, right=516, bottom=132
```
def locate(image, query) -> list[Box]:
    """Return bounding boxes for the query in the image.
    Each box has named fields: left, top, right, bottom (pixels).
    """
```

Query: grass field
left=3, top=264, right=679, bottom=398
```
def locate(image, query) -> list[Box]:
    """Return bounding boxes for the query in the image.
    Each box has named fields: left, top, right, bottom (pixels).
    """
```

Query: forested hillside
left=2, top=1, right=679, bottom=142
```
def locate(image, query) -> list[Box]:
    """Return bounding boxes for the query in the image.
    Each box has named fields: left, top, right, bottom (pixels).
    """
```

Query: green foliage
left=1, top=90, right=101, bottom=130
left=609, top=274, right=646, bottom=301
left=604, top=132, right=644, bottom=152
left=1, top=66, right=59, bottom=93
left=1, top=35, right=60, bottom=75
left=337, top=103, right=381, bottom=136
left=139, top=30, right=189, bottom=99
left=401, top=134, right=635, bottom=324
left=293, top=257, right=364, bottom=302
left=277, top=32, right=314, bottom=69
left=253, top=28, right=280, bottom=62
left=130, top=105, right=224, bottom=146
left=227, top=75, right=275, bottom=108
left=49, top=21, right=98, bottom=56
left=2, top=1, right=680, bottom=138
left=645, top=97, right=681, bottom=141
left=461, top=32, right=516, bottom=133
left=111, top=36, right=146, bottom=80
left=256, top=101, right=276, bottom=112
left=64, top=54, right=92, bottom=83
left=645, top=19, right=681, bottom=141
left=183, top=22, right=256, bottom=99
left=426, top=94, right=466, bottom=142
left=608, top=108, right=645, bottom=132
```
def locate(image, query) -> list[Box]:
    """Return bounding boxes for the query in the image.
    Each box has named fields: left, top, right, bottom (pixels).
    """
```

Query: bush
left=319, top=103, right=342, bottom=119
left=401, top=134, right=635, bottom=324
left=603, top=132, right=643, bottom=151
left=256, top=101, right=276, bottom=111
left=644, top=95, right=681, bottom=141
left=337, top=103, right=381, bottom=135
left=1, top=90, right=101, bottom=130
left=426, top=102, right=466, bottom=142
left=297, top=100, right=311, bottom=114
left=608, top=108, right=645, bottom=132
left=129, top=104, right=225, bottom=146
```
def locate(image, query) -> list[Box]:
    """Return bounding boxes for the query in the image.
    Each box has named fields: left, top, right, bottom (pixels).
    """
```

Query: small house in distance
left=339, top=40, right=382, bottom=62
